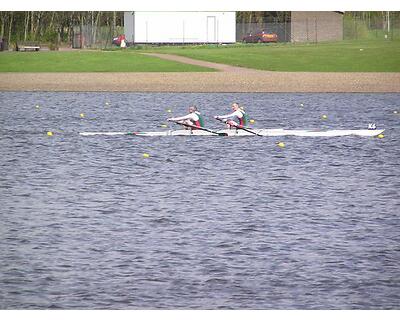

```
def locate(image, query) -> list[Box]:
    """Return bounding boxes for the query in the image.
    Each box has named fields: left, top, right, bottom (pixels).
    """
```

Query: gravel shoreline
left=1, top=54, right=399, bottom=92
left=1, top=71, right=399, bottom=92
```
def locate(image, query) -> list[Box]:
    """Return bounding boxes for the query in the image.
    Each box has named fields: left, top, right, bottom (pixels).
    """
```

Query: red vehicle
left=242, top=30, right=278, bottom=43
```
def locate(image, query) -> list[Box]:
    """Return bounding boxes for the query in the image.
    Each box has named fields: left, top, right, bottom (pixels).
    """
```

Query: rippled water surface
left=0, top=92, right=399, bottom=309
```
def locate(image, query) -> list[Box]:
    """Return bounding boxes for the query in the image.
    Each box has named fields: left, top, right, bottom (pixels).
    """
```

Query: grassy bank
left=1, top=40, right=399, bottom=72
left=0, top=50, right=214, bottom=72
left=142, top=40, right=400, bottom=72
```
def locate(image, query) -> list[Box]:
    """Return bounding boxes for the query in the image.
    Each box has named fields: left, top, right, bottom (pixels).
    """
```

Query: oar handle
left=170, top=119, right=191, bottom=127
left=215, top=117, right=261, bottom=136
left=170, top=119, right=227, bottom=136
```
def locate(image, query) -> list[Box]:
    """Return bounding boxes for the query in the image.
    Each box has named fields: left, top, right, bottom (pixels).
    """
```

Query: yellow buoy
left=249, top=119, right=255, bottom=124
left=394, top=110, right=398, bottom=114
left=377, top=134, right=384, bottom=139
left=322, top=114, right=328, bottom=120
left=80, top=113, right=85, bottom=118
left=167, top=109, right=172, bottom=113
left=161, top=124, right=168, bottom=128
left=105, top=102, right=110, bottom=106
left=143, top=153, right=150, bottom=158
left=35, top=105, right=40, bottom=109
left=47, top=131, right=53, bottom=136
left=277, top=142, right=285, bottom=148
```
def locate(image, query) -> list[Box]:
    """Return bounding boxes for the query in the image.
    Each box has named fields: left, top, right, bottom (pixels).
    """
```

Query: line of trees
left=345, top=11, right=400, bottom=29
left=0, top=12, right=123, bottom=44
left=236, top=11, right=291, bottom=24
left=237, top=11, right=400, bottom=41
left=1, top=11, right=290, bottom=44
left=0, top=11, right=398, bottom=44
left=237, top=11, right=400, bottom=27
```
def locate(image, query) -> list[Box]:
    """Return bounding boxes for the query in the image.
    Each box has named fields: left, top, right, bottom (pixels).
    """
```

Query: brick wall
left=291, top=12, right=343, bottom=42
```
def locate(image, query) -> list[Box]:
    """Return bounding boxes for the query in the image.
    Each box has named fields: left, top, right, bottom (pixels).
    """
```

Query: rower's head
left=231, top=103, right=239, bottom=111
left=189, top=105, right=198, bottom=113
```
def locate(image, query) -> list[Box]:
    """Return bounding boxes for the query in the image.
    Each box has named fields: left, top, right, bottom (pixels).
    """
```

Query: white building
left=124, top=11, right=236, bottom=44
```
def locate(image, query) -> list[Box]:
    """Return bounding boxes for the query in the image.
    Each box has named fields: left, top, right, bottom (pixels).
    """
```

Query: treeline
left=0, top=11, right=398, bottom=44
left=0, top=12, right=123, bottom=43
left=236, top=11, right=291, bottom=24
left=345, top=11, right=400, bottom=29
left=237, top=11, right=400, bottom=28
left=1, top=11, right=290, bottom=43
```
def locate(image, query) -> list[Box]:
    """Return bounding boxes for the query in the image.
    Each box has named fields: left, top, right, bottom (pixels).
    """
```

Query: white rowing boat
left=80, top=128, right=385, bottom=137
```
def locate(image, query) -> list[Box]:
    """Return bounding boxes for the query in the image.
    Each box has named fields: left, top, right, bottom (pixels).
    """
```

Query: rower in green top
left=167, top=105, right=205, bottom=129
left=215, top=103, right=249, bottom=128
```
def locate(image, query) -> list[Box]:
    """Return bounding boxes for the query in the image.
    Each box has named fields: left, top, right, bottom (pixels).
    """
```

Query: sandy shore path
left=141, top=53, right=252, bottom=72
left=1, top=53, right=399, bottom=92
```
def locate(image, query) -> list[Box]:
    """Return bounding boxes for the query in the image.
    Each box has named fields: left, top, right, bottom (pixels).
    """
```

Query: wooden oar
left=215, top=118, right=262, bottom=136
left=170, top=120, right=228, bottom=136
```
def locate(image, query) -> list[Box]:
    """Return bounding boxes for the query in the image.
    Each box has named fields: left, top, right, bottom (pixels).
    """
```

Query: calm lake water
left=0, top=92, right=399, bottom=309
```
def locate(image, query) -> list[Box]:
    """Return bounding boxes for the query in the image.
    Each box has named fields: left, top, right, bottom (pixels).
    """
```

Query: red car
left=242, top=30, right=278, bottom=43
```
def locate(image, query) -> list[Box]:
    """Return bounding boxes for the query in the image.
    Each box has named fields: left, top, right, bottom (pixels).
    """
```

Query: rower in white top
left=167, top=105, right=205, bottom=129
left=214, top=103, right=250, bottom=128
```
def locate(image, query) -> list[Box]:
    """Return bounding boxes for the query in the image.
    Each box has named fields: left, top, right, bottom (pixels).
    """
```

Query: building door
left=207, top=16, right=216, bottom=42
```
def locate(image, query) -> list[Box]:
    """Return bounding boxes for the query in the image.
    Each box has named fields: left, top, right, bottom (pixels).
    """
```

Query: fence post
left=306, top=18, right=309, bottom=42
left=315, top=17, right=317, bottom=43
left=292, top=18, right=294, bottom=43
left=284, top=20, right=286, bottom=42
left=390, top=16, right=393, bottom=40
left=355, top=19, right=358, bottom=40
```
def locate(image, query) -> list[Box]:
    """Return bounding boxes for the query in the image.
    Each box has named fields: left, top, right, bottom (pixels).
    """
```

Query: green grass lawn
left=142, top=40, right=400, bottom=72
left=1, top=40, right=399, bottom=72
left=0, top=50, right=214, bottom=72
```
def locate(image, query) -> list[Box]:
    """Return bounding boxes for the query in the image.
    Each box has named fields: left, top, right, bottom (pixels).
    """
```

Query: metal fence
left=237, top=22, right=291, bottom=42
left=237, top=15, right=400, bottom=43
left=71, top=15, right=400, bottom=48
left=344, top=16, right=400, bottom=41
left=72, top=25, right=124, bottom=49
